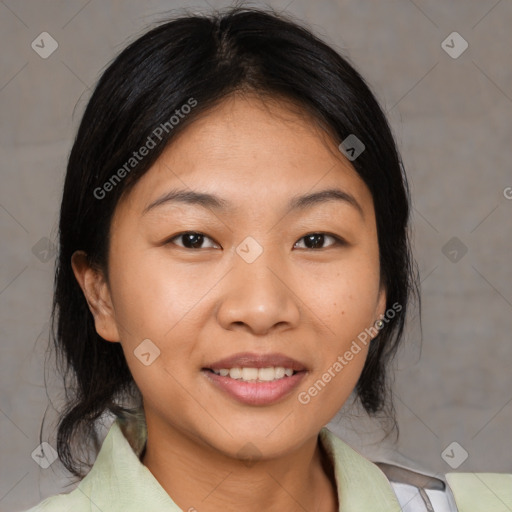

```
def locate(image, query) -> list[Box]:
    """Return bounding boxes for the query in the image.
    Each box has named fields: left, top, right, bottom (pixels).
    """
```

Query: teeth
left=275, top=367, right=285, bottom=379
left=258, top=367, right=276, bottom=381
left=212, top=366, right=296, bottom=382
left=229, top=368, right=242, bottom=379
left=242, top=367, right=259, bottom=381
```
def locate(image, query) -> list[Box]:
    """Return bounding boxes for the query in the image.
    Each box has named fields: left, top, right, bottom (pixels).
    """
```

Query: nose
left=216, top=249, right=301, bottom=336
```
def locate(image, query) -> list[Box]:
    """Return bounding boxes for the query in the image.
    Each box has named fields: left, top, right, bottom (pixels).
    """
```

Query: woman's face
left=83, top=94, right=386, bottom=459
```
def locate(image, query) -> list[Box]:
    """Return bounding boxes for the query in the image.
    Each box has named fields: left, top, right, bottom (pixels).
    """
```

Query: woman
left=23, top=6, right=510, bottom=512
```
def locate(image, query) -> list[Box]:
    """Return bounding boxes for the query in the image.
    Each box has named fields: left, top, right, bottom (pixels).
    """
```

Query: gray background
left=1, top=0, right=511, bottom=510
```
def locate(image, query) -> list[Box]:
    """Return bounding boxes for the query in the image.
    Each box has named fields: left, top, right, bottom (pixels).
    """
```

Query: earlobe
left=70, top=250, right=121, bottom=342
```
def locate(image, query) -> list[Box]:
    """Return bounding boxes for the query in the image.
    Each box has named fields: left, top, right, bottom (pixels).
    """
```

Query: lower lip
left=203, top=370, right=306, bottom=406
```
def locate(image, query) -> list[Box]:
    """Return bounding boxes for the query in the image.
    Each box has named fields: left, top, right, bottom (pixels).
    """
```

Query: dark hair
left=49, top=5, right=418, bottom=477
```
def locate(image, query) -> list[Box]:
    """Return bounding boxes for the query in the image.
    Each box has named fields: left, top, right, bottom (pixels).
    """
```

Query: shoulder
left=19, top=418, right=178, bottom=512
left=445, top=472, right=512, bottom=512
left=322, top=428, right=512, bottom=512
left=321, top=426, right=512, bottom=512
left=20, top=492, right=86, bottom=512
left=375, top=461, right=512, bottom=511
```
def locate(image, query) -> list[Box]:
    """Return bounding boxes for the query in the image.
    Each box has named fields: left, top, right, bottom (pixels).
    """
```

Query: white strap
left=390, top=481, right=458, bottom=511
left=376, top=462, right=459, bottom=511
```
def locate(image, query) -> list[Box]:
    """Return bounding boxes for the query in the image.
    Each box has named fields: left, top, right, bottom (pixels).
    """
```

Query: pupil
left=184, top=233, right=203, bottom=248
left=306, top=234, right=323, bottom=248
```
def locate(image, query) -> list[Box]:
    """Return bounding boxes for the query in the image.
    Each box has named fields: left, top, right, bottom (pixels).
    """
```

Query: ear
left=71, top=250, right=121, bottom=342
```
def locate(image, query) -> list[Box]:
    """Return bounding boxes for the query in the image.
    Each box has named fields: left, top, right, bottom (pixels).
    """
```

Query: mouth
left=202, top=352, right=307, bottom=405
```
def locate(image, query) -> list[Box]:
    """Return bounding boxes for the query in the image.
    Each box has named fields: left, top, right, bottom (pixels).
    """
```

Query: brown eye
left=294, top=233, right=342, bottom=250
left=168, top=232, right=219, bottom=249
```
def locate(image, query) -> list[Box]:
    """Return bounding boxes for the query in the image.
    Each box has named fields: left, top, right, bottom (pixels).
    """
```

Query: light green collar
left=71, top=419, right=402, bottom=511
left=319, top=428, right=402, bottom=511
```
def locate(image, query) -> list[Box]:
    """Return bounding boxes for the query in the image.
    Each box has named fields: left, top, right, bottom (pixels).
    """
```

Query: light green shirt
left=24, top=418, right=512, bottom=511
left=446, top=472, right=512, bottom=512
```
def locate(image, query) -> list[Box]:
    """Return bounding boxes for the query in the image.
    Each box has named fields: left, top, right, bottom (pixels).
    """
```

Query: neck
left=140, top=418, right=338, bottom=512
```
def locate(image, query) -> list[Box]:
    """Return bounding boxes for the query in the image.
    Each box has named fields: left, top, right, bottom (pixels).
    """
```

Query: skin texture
left=72, top=93, right=386, bottom=512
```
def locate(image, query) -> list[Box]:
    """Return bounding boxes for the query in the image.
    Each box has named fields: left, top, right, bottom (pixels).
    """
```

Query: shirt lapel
left=320, top=428, right=403, bottom=512
left=77, top=420, right=182, bottom=511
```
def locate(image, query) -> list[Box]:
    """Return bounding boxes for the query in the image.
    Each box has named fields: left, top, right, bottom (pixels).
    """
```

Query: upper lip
left=205, top=352, right=307, bottom=371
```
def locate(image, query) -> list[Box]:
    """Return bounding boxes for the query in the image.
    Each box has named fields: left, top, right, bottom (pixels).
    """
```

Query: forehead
left=117, top=94, right=373, bottom=217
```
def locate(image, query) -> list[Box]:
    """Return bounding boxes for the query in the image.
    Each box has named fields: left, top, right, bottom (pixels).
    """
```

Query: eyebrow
left=142, top=187, right=364, bottom=218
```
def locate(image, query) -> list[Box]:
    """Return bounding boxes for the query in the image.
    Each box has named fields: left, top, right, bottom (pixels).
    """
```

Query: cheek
left=310, top=259, right=382, bottom=338
left=291, top=255, right=379, bottom=395
left=106, top=248, right=219, bottom=388
left=107, top=255, right=201, bottom=412
left=298, top=256, right=380, bottom=406
left=108, top=248, right=210, bottom=341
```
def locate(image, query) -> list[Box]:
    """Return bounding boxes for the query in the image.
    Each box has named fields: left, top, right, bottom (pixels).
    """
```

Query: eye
left=167, top=231, right=220, bottom=249
left=293, top=232, right=343, bottom=250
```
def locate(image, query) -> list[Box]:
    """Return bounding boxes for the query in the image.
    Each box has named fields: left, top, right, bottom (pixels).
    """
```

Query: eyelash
left=166, top=231, right=345, bottom=250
